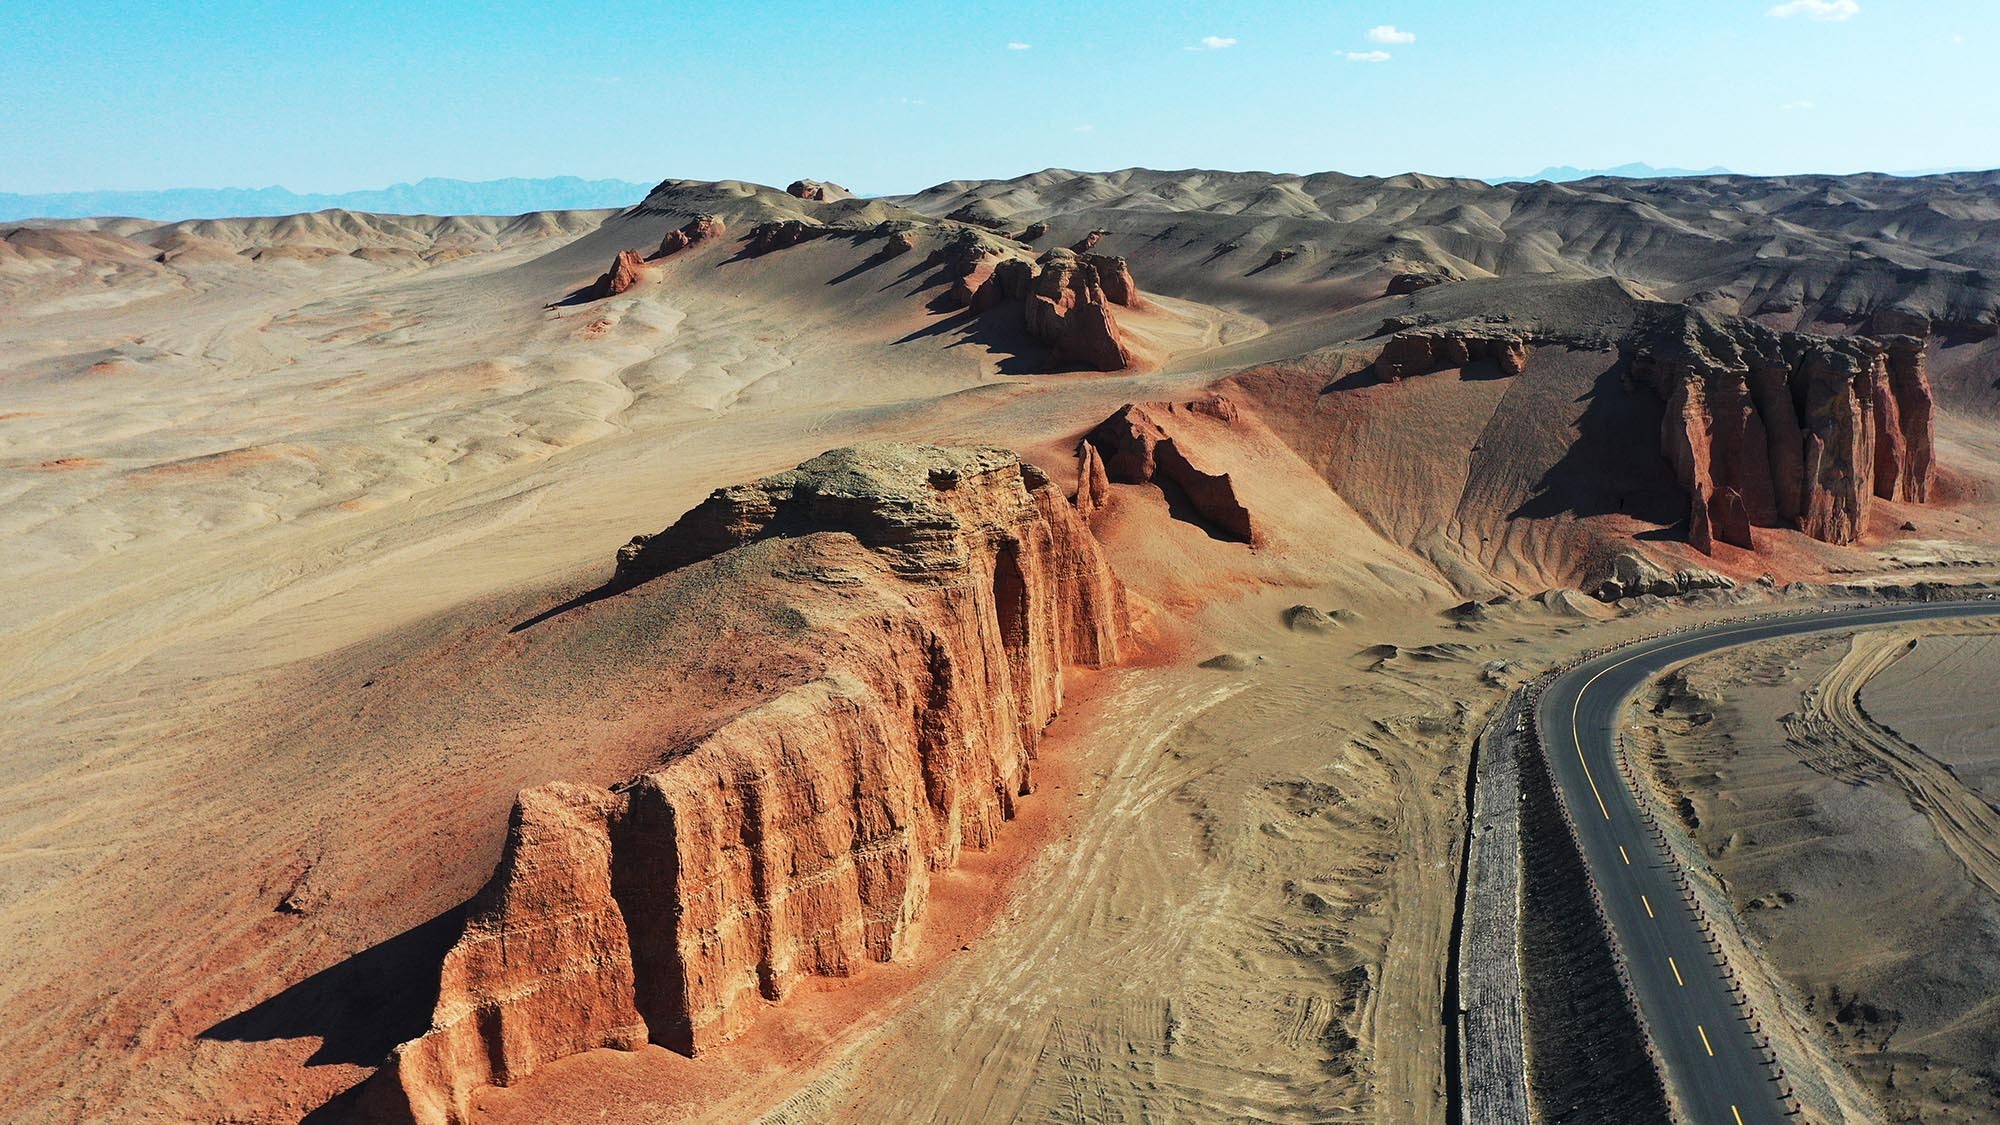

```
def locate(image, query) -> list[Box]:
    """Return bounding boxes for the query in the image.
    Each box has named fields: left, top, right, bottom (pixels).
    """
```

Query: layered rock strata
left=364, top=444, right=1128, bottom=1125
left=1083, top=396, right=1258, bottom=545
left=1631, top=311, right=1936, bottom=551
left=1373, top=323, right=1531, bottom=380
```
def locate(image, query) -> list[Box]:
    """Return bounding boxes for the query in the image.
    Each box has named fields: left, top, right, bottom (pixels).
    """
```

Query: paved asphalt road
left=1538, top=599, right=2000, bottom=1125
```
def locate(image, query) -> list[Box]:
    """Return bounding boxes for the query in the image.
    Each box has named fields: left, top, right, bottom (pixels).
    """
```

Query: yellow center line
left=1668, top=956, right=1684, bottom=986
left=1698, top=1024, right=1715, bottom=1057
left=1619, top=845, right=1631, bottom=865
left=1560, top=606, right=1962, bottom=830
left=1731, top=1107, right=1745, bottom=1125
left=1641, top=893, right=1655, bottom=918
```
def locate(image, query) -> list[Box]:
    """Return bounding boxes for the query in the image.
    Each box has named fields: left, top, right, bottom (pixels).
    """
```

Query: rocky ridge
left=1082, top=396, right=1259, bottom=544
left=359, top=444, right=1128, bottom=1125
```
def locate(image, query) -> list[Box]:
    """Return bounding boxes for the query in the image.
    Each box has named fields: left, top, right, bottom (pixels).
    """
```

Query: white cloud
left=1074, top=124, right=1095, bottom=133
left=1768, top=0, right=1860, bottom=21
left=1007, top=41, right=1031, bottom=50
left=1367, top=25, right=1415, bottom=44
left=1780, top=99, right=1816, bottom=111
left=1185, top=35, right=1238, bottom=51
left=1345, top=50, right=1392, bottom=63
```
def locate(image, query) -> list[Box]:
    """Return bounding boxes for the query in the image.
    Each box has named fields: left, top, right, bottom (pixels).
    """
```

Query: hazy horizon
left=6, top=0, right=1994, bottom=200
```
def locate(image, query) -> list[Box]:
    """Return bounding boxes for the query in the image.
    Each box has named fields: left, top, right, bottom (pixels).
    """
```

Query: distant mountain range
left=1494, top=162, right=1736, bottom=184
left=1492, top=162, right=1993, bottom=184
left=0, top=176, right=654, bottom=222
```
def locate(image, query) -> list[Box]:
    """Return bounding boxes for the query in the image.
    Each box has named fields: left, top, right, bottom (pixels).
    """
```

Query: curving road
left=1537, top=599, right=2000, bottom=1125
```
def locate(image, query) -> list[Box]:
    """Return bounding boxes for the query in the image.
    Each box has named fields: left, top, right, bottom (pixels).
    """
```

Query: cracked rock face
left=363, top=443, right=1128, bottom=1125
left=1633, top=310, right=1936, bottom=552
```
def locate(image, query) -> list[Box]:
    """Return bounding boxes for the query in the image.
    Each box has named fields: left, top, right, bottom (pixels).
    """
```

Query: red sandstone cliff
left=1632, top=311, right=1936, bottom=552
left=362, top=445, right=1127, bottom=1125
left=1083, top=396, right=1259, bottom=545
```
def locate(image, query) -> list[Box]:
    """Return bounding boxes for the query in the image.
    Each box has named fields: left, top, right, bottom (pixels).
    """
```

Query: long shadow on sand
left=199, top=906, right=465, bottom=1070
left=1507, top=359, right=1684, bottom=529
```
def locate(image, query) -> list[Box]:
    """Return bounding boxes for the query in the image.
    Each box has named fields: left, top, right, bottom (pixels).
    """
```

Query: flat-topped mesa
left=785, top=178, right=853, bottom=202
left=585, top=249, right=648, bottom=299
left=1373, top=322, right=1531, bottom=381
left=366, top=444, right=1128, bottom=1125
left=1630, top=310, right=1936, bottom=552
left=1083, top=396, right=1259, bottom=546
left=656, top=213, right=725, bottom=256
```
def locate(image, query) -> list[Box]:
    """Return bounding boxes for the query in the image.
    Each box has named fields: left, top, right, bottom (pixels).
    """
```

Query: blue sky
left=3, top=0, right=1993, bottom=194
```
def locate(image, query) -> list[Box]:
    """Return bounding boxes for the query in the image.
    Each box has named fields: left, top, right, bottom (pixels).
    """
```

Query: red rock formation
left=657, top=214, right=725, bottom=256
left=1069, top=229, right=1107, bottom=253
left=1373, top=324, right=1530, bottom=380
left=1072, top=440, right=1112, bottom=525
left=367, top=445, right=1127, bottom=1125
left=1083, top=397, right=1259, bottom=545
left=785, top=179, right=853, bottom=202
left=583, top=249, right=647, bottom=300
left=1631, top=311, right=1937, bottom=553
left=743, top=219, right=823, bottom=256
left=1023, top=250, right=1137, bottom=372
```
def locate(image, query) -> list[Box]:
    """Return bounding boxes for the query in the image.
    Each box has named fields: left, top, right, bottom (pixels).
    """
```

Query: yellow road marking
left=1641, top=893, right=1655, bottom=918
left=1561, top=606, right=1982, bottom=825
left=1731, top=1107, right=1744, bottom=1125
left=1698, top=1024, right=1715, bottom=1056
left=1567, top=660, right=1629, bottom=820
left=1619, top=845, right=1631, bottom=865
left=1668, top=956, right=1684, bottom=986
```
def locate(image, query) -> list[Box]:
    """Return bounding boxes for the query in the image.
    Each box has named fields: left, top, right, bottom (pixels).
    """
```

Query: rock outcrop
left=584, top=249, right=647, bottom=300
left=744, top=219, right=824, bottom=256
left=1386, top=268, right=1455, bottom=296
left=657, top=214, right=725, bottom=256
left=1373, top=322, right=1531, bottom=380
left=1023, top=249, right=1141, bottom=372
left=1069, top=229, right=1107, bottom=254
left=367, top=444, right=1128, bottom=1125
left=785, top=179, right=853, bottom=202
left=1631, top=310, right=1936, bottom=552
left=1083, top=397, right=1259, bottom=545
left=928, top=238, right=1143, bottom=373
left=1583, top=551, right=1735, bottom=602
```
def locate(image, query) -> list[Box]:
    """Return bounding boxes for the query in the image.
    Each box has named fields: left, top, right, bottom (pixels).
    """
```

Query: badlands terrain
left=3, top=166, right=2000, bottom=1123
